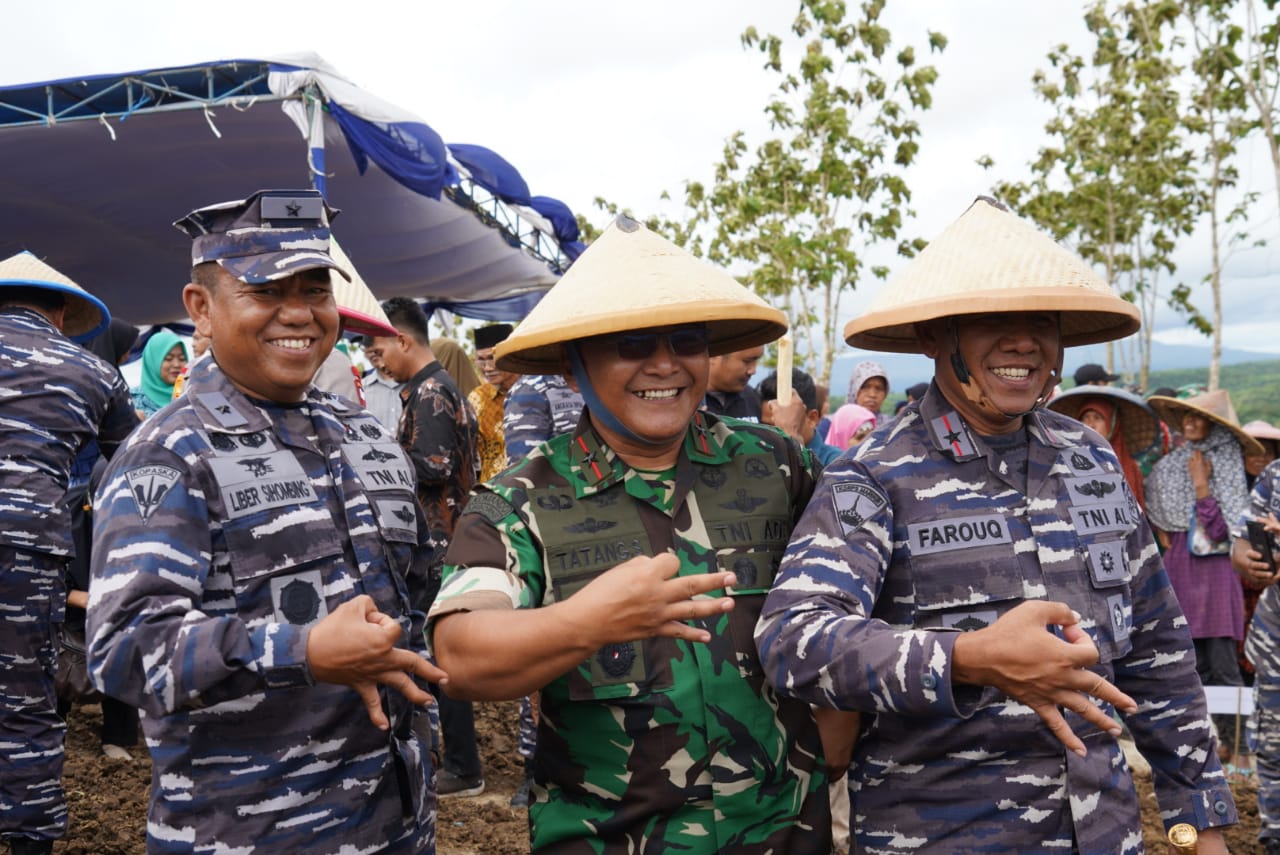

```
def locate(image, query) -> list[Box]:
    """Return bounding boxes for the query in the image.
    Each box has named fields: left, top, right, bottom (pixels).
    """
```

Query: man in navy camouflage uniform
left=504, top=372, right=584, bottom=460
left=1233, top=460, right=1280, bottom=853
left=0, top=253, right=137, bottom=855
left=757, top=197, right=1236, bottom=853
left=429, top=216, right=832, bottom=854
left=87, top=190, right=444, bottom=854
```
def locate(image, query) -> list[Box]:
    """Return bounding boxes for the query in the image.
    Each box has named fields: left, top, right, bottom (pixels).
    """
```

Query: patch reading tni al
left=124, top=465, right=182, bottom=522
left=831, top=481, right=888, bottom=537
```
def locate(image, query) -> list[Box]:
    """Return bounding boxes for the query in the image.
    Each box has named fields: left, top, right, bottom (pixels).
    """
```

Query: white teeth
left=637, top=389, right=679, bottom=400
left=991, top=367, right=1030, bottom=380
left=272, top=339, right=310, bottom=350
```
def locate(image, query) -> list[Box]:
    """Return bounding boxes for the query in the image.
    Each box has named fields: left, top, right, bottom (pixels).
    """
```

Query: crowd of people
left=1, top=189, right=1277, bottom=854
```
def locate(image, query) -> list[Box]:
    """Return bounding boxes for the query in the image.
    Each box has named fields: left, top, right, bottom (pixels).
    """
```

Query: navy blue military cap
left=173, top=189, right=351, bottom=284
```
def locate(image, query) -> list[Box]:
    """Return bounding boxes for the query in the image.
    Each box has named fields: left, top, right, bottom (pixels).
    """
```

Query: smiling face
left=183, top=265, right=339, bottom=403
left=569, top=325, right=710, bottom=467
left=918, top=311, right=1062, bottom=436
left=159, top=344, right=188, bottom=384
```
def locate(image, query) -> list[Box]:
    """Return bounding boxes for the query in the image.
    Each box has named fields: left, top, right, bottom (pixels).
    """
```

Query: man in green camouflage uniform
left=428, top=216, right=831, bottom=854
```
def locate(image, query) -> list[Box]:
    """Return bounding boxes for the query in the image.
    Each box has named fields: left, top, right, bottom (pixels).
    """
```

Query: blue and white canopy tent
left=0, top=53, right=584, bottom=329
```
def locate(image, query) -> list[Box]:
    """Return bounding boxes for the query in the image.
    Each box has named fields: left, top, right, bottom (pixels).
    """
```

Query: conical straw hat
left=1148, top=389, right=1264, bottom=457
left=496, top=215, right=786, bottom=374
left=0, top=251, right=109, bottom=341
left=844, top=197, right=1140, bottom=354
left=328, top=239, right=397, bottom=337
left=1047, top=385, right=1159, bottom=456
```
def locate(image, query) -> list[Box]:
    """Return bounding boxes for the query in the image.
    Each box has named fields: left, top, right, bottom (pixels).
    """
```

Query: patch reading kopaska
left=124, top=465, right=182, bottom=522
left=832, top=481, right=889, bottom=537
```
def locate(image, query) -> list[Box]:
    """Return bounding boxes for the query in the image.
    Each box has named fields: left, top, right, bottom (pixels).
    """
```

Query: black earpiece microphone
left=950, top=350, right=970, bottom=384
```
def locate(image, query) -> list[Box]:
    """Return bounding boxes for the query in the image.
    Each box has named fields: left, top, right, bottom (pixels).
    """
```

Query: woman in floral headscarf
left=1146, top=390, right=1261, bottom=755
left=845, top=360, right=889, bottom=424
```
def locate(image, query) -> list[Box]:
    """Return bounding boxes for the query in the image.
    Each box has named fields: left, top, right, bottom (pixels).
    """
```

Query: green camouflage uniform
left=430, top=412, right=830, bottom=854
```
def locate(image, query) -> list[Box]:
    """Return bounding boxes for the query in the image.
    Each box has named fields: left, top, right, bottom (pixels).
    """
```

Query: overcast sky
left=3, top=1, right=1277, bottom=360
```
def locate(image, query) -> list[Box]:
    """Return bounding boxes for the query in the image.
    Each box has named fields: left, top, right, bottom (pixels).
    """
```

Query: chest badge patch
left=832, top=481, right=888, bottom=537
left=124, top=465, right=181, bottom=522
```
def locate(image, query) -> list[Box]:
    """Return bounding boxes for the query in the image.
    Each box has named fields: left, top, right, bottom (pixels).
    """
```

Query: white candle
left=776, top=336, right=793, bottom=406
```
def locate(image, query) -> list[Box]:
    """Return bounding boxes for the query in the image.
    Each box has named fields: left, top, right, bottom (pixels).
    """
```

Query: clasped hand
left=952, top=600, right=1137, bottom=757
left=306, top=595, right=448, bottom=729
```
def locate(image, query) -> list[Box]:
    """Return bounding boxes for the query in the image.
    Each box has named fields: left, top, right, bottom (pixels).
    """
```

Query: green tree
left=1175, top=0, right=1263, bottom=391
left=991, top=0, right=1201, bottom=391
left=658, top=0, right=946, bottom=385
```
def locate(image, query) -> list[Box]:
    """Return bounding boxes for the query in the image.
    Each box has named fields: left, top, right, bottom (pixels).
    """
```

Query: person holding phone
left=1232, top=458, right=1280, bottom=853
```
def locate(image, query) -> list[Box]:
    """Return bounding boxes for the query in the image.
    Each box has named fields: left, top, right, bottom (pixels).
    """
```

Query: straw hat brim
left=1148, top=395, right=1265, bottom=458
left=495, top=216, right=786, bottom=375
left=1047, top=385, right=1159, bottom=456
left=0, top=252, right=108, bottom=341
left=327, top=239, right=397, bottom=337
left=1243, top=420, right=1280, bottom=442
left=843, top=197, right=1140, bottom=354
left=496, top=306, right=786, bottom=375
left=847, top=289, right=1141, bottom=353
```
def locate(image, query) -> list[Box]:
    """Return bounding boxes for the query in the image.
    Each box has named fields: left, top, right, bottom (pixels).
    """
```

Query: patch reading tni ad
left=832, top=481, right=888, bottom=537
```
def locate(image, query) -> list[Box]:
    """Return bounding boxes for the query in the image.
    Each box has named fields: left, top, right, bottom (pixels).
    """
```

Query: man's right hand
left=563, top=553, right=736, bottom=648
left=952, top=600, right=1137, bottom=757
left=307, top=595, right=448, bottom=730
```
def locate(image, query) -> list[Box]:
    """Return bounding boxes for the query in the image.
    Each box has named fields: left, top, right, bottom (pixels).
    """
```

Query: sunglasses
left=599, top=327, right=710, bottom=361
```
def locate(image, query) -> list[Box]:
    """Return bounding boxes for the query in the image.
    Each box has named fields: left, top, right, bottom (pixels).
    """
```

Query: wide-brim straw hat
left=0, top=251, right=109, bottom=341
left=844, top=197, right=1140, bottom=354
left=1047, top=385, right=1159, bottom=456
left=1243, top=420, right=1280, bottom=457
left=496, top=215, right=787, bottom=374
left=328, top=239, right=397, bottom=337
left=1148, top=389, right=1264, bottom=457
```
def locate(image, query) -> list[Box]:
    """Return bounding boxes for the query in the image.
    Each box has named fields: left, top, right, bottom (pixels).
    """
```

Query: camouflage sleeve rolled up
left=88, top=438, right=311, bottom=714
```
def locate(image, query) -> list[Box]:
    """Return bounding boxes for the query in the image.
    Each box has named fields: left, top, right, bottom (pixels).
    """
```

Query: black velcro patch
left=464, top=492, right=515, bottom=525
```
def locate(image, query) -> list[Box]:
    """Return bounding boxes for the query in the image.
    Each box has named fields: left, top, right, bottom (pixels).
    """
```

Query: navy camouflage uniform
left=503, top=373, right=583, bottom=461
left=757, top=385, right=1236, bottom=854
left=88, top=355, right=436, bottom=854
left=1244, top=459, right=1280, bottom=845
left=431, top=412, right=831, bottom=853
left=0, top=307, right=136, bottom=846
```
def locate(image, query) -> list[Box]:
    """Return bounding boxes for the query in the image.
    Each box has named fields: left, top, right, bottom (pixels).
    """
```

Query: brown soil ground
left=53, top=700, right=1261, bottom=854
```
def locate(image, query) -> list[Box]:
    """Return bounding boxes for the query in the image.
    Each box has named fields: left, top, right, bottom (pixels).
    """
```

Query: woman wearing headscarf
left=430, top=336, right=482, bottom=399
left=1048, top=385, right=1157, bottom=512
left=130, top=328, right=188, bottom=418
left=1146, top=390, right=1262, bottom=756
left=826, top=403, right=877, bottom=450
left=844, top=360, right=889, bottom=423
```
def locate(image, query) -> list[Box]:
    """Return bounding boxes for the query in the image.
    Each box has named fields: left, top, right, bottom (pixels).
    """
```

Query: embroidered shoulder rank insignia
left=124, top=465, right=182, bottom=522
left=931, top=412, right=977, bottom=459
